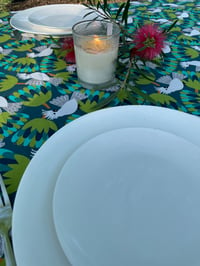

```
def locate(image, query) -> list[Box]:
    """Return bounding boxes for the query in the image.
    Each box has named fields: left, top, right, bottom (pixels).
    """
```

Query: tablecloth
left=0, top=0, right=200, bottom=210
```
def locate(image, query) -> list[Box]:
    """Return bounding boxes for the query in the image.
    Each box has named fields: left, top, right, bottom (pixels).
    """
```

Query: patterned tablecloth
left=0, top=0, right=200, bottom=208
left=0, top=0, right=200, bottom=264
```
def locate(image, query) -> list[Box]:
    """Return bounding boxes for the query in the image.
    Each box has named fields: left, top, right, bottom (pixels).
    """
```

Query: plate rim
left=10, top=4, right=91, bottom=36
left=28, top=4, right=88, bottom=30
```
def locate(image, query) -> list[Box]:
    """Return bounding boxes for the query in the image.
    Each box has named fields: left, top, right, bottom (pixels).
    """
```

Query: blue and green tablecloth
left=0, top=0, right=200, bottom=210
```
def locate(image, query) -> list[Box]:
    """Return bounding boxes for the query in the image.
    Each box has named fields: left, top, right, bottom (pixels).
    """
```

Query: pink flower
left=131, top=24, right=166, bottom=60
left=65, top=50, right=76, bottom=64
left=62, top=37, right=74, bottom=50
left=62, top=37, right=76, bottom=64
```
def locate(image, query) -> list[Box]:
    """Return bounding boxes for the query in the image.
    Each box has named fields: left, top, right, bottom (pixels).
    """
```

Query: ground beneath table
left=8, top=0, right=123, bottom=10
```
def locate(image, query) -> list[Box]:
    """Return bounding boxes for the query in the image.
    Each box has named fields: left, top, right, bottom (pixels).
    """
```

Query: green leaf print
left=184, top=79, right=200, bottom=92
left=185, top=48, right=199, bottom=59
left=79, top=99, right=100, bottom=113
left=12, top=57, right=36, bottom=66
left=23, top=90, right=52, bottom=108
left=166, top=13, right=177, bottom=19
left=11, top=118, right=58, bottom=148
left=0, top=12, right=9, bottom=18
left=23, top=118, right=57, bottom=133
left=0, top=112, right=10, bottom=126
left=54, top=59, right=67, bottom=71
left=55, top=72, right=71, bottom=81
left=135, top=73, right=156, bottom=85
left=177, top=35, right=196, bottom=41
left=117, top=89, right=129, bottom=102
left=4, top=154, right=30, bottom=194
left=196, top=73, right=200, bottom=79
left=0, top=75, right=18, bottom=91
left=150, top=93, right=177, bottom=105
left=168, top=26, right=181, bottom=32
left=0, top=34, right=11, bottom=43
left=13, top=43, right=35, bottom=52
left=54, top=49, right=68, bottom=58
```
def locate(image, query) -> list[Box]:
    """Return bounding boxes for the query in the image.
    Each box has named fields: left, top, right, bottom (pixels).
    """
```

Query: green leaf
left=0, top=75, right=18, bottom=91
left=115, top=3, right=125, bottom=20
left=177, top=35, right=195, bottom=41
left=150, top=93, right=177, bottom=105
left=23, top=91, right=52, bottom=107
left=0, top=34, right=11, bottom=43
left=55, top=72, right=70, bottom=81
left=135, top=73, right=156, bottom=85
left=80, top=92, right=117, bottom=112
left=79, top=99, right=100, bottom=113
left=54, top=59, right=67, bottom=71
left=23, top=118, right=57, bottom=133
left=122, top=0, right=130, bottom=25
left=185, top=48, right=199, bottom=59
left=184, top=79, right=200, bottom=91
left=163, top=19, right=178, bottom=33
left=130, top=86, right=156, bottom=104
left=14, top=43, right=35, bottom=51
left=0, top=11, right=9, bottom=18
left=4, top=154, right=30, bottom=194
left=117, top=89, right=128, bottom=102
left=0, top=112, right=10, bottom=126
left=13, top=57, right=36, bottom=66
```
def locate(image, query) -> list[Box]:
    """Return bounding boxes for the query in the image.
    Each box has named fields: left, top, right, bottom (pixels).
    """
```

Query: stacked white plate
left=12, top=105, right=200, bottom=266
left=10, top=4, right=98, bottom=35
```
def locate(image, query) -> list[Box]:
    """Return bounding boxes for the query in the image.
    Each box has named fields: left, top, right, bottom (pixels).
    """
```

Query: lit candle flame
left=93, top=36, right=108, bottom=51
left=83, top=35, right=111, bottom=54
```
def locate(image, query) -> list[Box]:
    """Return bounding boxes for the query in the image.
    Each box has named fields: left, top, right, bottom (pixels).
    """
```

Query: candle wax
left=75, top=37, right=118, bottom=85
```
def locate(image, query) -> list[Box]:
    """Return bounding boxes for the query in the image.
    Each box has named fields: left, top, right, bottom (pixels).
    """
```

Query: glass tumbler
left=72, top=20, right=120, bottom=89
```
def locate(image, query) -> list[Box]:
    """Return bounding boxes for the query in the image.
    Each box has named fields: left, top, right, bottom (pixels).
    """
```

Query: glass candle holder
left=72, top=20, right=120, bottom=89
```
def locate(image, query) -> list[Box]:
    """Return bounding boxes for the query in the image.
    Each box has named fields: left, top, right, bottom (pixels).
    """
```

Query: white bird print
left=21, top=33, right=46, bottom=41
left=136, top=60, right=158, bottom=69
left=0, top=139, right=5, bottom=148
left=105, top=84, right=121, bottom=92
left=191, top=46, right=200, bottom=51
left=17, top=72, right=63, bottom=86
left=155, top=73, right=185, bottom=94
left=163, top=3, right=179, bottom=7
left=180, top=61, right=200, bottom=71
left=0, top=19, right=8, bottom=25
left=162, top=43, right=171, bottom=54
left=130, top=1, right=146, bottom=5
left=0, top=46, right=12, bottom=55
left=27, top=45, right=53, bottom=58
left=42, top=92, right=87, bottom=120
left=149, top=8, right=162, bottom=13
left=183, top=28, right=200, bottom=37
left=177, top=12, right=189, bottom=19
left=0, top=96, right=8, bottom=108
left=178, top=0, right=194, bottom=2
left=0, top=96, right=22, bottom=114
left=67, top=64, right=77, bottom=73
left=151, top=18, right=170, bottom=24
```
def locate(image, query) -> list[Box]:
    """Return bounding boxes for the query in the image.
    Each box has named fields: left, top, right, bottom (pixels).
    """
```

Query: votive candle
left=72, top=20, right=120, bottom=89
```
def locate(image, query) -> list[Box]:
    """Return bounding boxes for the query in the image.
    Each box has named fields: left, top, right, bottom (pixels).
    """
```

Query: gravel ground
left=7, top=0, right=123, bottom=11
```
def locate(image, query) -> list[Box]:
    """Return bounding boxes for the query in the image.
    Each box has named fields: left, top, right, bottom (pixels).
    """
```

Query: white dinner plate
left=12, top=105, right=200, bottom=266
left=10, top=4, right=97, bottom=36
left=53, top=127, right=200, bottom=266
